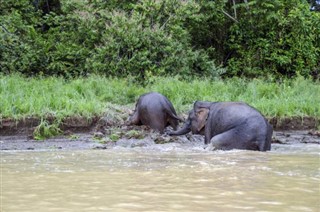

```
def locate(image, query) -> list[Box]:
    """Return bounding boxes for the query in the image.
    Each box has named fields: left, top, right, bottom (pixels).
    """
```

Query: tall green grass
left=150, top=76, right=320, bottom=118
left=0, top=74, right=319, bottom=120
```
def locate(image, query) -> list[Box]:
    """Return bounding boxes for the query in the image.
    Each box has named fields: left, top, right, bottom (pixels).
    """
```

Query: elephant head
left=168, top=101, right=212, bottom=136
left=126, top=109, right=140, bottom=125
left=192, top=101, right=212, bottom=133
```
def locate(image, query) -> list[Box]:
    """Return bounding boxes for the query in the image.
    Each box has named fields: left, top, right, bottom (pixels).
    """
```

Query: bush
left=227, top=0, right=320, bottom=78
left=0, top=0, right=318, bottom=80
left=86, top=0, right=222, bottom=82
left=0, top=0, right=223, bottom=82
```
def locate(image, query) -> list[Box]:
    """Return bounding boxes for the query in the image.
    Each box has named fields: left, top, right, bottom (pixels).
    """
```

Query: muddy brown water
left=1, top=131, right=320, bottom=211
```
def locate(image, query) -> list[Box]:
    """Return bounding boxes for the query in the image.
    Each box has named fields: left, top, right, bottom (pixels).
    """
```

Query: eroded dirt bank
left=1, top=116, right=319, bottom=135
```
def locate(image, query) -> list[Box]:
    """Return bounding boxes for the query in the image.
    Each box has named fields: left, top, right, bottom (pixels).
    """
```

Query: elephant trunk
left=126, top=110, right=139, bottom=125
left=168, top=122, right=191, bottom=136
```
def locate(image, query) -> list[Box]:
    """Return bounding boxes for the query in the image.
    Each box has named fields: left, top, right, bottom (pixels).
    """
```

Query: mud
left=1, top=126, right=319, bottom=151
left=0, top=115, right=319, bottom=151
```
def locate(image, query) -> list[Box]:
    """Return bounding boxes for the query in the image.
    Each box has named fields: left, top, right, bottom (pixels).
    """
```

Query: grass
left=0, top=74, right=319, bottom=121
left=149, top=76, right=320, bottom=118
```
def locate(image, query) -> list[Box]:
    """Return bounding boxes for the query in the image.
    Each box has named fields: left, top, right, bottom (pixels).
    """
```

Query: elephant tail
left=265, top=122, right=273, bottom=151
left=163, top=100, right=184, bottom=122
left=166, top=110, right=184, bottom=122
left=258, top=120, right=273, bottom=151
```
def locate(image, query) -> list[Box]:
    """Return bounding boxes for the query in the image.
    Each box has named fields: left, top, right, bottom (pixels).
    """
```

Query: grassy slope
left=0, top=74, right=319, bottom=120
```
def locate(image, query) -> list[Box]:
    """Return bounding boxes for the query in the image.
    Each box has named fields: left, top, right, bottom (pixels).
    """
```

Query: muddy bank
left=0, top=115, right=319, bottom=151
left=1, top=127, right=319, bottom=151
left=0, top=116, right=100, bottom=136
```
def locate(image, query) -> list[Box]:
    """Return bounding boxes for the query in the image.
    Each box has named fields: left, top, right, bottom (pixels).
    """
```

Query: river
left=1, top=142, right=319, bottom=212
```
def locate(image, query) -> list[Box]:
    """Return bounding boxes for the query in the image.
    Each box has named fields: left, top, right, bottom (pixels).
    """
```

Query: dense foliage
left=227, top=0, right=320, bottom=77
left=1, top=0, right=319, bottom=81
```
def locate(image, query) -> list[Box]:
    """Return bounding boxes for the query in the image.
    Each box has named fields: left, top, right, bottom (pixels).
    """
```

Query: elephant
left=169, top=101, right=272, bottom=151
left=127, top=92, right=183, bottom=133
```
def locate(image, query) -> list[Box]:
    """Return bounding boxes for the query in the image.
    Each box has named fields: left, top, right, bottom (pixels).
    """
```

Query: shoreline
left=1, top=130, right=319, bottom=151
left=1, top=115, right=319, bottom=151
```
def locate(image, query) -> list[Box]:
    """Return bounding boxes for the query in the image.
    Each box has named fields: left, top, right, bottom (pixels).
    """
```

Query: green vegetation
left=1, top=74, right=319, bottom=120
left=1, top=0, right=319, bottom=82
left=1, top=1, right=319, bottom=139
left=33, top=119, right=62, bottom=140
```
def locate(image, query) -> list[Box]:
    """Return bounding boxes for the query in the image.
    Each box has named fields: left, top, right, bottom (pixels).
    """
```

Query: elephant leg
left=168, top=118, right=179, bottom=131
left=148, top=120, right=165, bottom=134
left=206, top=129, right=257, bottom=151
left=128, top=112, right=141, bottom=125
left=150, top=123, right=164, bottom=134
left=205, top=132, right=235, bottom=151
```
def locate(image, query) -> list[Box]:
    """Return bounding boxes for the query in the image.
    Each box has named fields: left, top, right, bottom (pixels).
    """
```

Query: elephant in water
left=127, top=92, right=183, bottom=134
left=169, top=101, right=273, bottom=151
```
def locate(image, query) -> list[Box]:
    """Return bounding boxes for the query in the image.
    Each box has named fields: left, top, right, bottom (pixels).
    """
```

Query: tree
left=226, top=0, right=320, bottom=78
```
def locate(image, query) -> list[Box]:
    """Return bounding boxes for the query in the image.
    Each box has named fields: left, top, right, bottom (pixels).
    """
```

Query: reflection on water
left=1, top=144, right=320, bottom=212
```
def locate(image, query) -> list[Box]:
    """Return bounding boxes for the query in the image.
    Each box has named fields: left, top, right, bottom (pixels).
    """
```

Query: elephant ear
left=196, top=108, right=209, bottom=132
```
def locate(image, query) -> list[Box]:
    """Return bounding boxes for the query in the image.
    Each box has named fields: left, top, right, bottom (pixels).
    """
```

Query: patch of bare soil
left=268, top=116, right=319, bottom=130
left=0, top=116, right=319, bottom=151
left=0, top=116, right=100, bottom=136
left=1, top=116, right=318, bottom=136
left=272, top=130, right=320, bottom=145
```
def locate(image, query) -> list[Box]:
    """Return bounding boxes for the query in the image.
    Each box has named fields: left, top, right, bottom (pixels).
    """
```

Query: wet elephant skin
left=169, top=101, right=272, bottom=151
left=127, top=92, right=183, bottom=134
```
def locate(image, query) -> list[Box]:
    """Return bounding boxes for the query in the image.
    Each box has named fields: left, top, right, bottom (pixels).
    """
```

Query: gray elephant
left=169, top=101, right=272, bottom=151
left=127, top=92, right=183, bottom=133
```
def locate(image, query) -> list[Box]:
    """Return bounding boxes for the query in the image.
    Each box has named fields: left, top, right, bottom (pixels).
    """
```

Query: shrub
left=227, top=0, right=320, bottom=78
left=86, top=0, right=222, bottom=82
left=0, top=0, right=318, bottom=80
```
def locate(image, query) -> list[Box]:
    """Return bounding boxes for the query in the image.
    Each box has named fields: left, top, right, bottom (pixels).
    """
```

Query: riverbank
left=0, top=114, right=319, bottom=136
left=1, top=74, right=319, bottom=147
left=1, top=114, right=319, bottom=151
left=1, top=129, right=319, bottom=151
